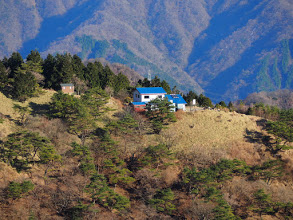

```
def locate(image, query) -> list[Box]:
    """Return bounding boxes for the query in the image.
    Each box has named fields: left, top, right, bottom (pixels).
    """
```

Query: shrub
left=7, top=180, right=34, bottom=199
left=149, top=188, right=176, bottom=215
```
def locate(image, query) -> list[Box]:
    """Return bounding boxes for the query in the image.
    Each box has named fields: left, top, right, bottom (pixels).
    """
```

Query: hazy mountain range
left=0, top=0, right=293, bottom=102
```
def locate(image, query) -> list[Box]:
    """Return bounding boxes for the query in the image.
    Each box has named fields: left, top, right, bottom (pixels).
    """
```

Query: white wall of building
left=177, top=104, right=186, bottom=111
left=133, top=90, right=165, bottom=103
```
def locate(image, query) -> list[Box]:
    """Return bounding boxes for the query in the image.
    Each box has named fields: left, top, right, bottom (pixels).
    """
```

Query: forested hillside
left=0, top=0, right=292, bottom=102
left=0, top=50, right=293, bottom=219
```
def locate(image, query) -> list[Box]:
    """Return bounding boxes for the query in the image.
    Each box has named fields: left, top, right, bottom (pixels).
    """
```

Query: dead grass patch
left=0, top=162, right=29, bottom=188
left=0, top=90, right=55, bottom=119
left=0, top=118, right=16, bottom=137
left=162, top=110, right=265, bottom=164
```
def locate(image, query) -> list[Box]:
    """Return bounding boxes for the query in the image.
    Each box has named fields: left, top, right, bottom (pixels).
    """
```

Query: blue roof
left=165, top=94, right=187, bottom=104
left=136, top=87, right=166, bottom=94
left=132, top=102, right=146, bottom=105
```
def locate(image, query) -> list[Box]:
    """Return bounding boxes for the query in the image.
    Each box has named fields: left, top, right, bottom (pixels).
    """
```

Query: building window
left=158, top=95, right=162, bottom=98
left=69, top=86, right=72, bottom=89
left=138, top=95, right=140, bottom=98
left=63, top=87, right=65, bottom=89
left=144, top=96, right=149, bottom=99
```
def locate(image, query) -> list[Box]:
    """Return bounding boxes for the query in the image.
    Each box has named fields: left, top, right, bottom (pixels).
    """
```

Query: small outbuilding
left=60, top=83, right=74, bottom=95
left=165, top=94, right=187, bottom=111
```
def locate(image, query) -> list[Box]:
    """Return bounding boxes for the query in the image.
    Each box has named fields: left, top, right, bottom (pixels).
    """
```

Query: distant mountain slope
left=0, top=0, right=293, bottom=101
left=244, top=89, right=293, bottom=109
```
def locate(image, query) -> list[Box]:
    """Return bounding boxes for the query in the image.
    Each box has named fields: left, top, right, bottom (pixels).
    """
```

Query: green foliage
left=12, top=71, right=38, bottom=101
left=137, top=78, right=151, bottom=87
left=85, top=173, right=130, bottom=211
left=272, top=58, right=281, bottom=89
left=82, top=63, right=116, bottom=90
left=253, top=189, right=293, bottom=217
left=65, top=202, right=97, bottom=220
left=251, top=160, right=284, bottom=184
left=264, top=109, right=293, bottom=154
left=71, top=142, right=96, bottom=175
left=267, top=121, right=293, bottom=143
left=218, top=101, right=227, bottom=108
left=182, top=160, right=247, bottom=219
left=0, top=131, right=60, bottom=171
left=110, top=39, right=151, bottom=67
left=285, top=66, right=293, bottom=88
left=84, top=62, right=102, bottom=88
left=161, top=80, right=171, bottom=94
left=101, top=65, right=115, bottom=89
left=13, top=104, right=31, bottom=125
left=108, top=167, right=135, bottom=186
left=146, top=98, right=177, bottom=134
left=183, top=90, right=198, bottom=105
left=72, top=54, right=85, bottom=79
left=42, top=53, right=75, bottom=90
left=92, top=129, right=135, bottom=186
left=27, top=50, right=43, bottom=64
left=49, top=90, right=107, bottom=144
left=76, top=35, right=96, bottom=59
left=254, top=55, right=275, bottom=92
left=247, top=103, right=280, bottom=120
left=106, top=113, right=138, bottom=136
left=140, top=144, right=173, bottom=168
left=149, top=188, right=176, bottom=215
left=81, top=87, right=109, bottom=118
left=183, top=159, right=251, bottom=194
left=281, top=39, right=291, bottom=73
left=49, top=92, right=83, bottom=120
left=213, top=199, right=238, bottom=220
left=253, top=189, right=276, bottom=215
left=228, top=101, right=234, bottom=111
left=113, top=72, right=130, bottom=95
left=7, top=180, right=34, bottom=199
left=197, top=94, right=213, bottom=107
left=93, top=40, right=110, bottom=58
left=7, top=52, right=23, bottom=78
left=0, top=61, right=8, bottom=88
left=137, top=76, right=172, bottom=94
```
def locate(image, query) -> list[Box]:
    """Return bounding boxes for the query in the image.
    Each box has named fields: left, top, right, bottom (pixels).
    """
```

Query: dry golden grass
left=0, top=118, right=16, bottom=138
left=96, top=97, right=123, bottom=128
left=167, top=110, right=261, bottom=149
left=160, top=110, right=265, bottom=164
left=0, top=90, right=56, bottom=136
left=24, top=89, right=56, bottom=105
left=0, top=89, right=55, bottom=120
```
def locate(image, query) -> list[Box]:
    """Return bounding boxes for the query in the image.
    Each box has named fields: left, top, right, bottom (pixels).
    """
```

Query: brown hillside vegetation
left=0, top=93, right=293, bottom=219
left=161, top=110, right=268, bottom=166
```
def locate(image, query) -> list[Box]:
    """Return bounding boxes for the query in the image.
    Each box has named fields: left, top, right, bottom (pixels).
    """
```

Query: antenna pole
left=148, top=70, right=151, bottom=81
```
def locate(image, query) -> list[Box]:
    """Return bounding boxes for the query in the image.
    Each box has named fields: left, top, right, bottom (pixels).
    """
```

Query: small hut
left=60, top=83, right=74, bottom=95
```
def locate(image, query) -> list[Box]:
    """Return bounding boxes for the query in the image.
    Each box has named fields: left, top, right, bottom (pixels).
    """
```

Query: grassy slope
left=0, top=90, right=56, bottom=138
left=0, top=89, right=123, bottom=134
left=169, top=110, right=260, bottom=149
left=157, top=110, right=273, bottom=166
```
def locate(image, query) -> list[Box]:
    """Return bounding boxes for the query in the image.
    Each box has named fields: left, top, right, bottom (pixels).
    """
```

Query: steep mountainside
left=0, top=0, right=293, bottom=101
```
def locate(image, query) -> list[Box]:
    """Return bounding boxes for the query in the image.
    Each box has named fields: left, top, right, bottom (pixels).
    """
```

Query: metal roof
left=136, top=87, right=166, bottom=94
left=60, top=83, right=74, bottom=87
left=132, top=102, right=146, bottom=105
left=165, top=94, right=187, bottom=104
